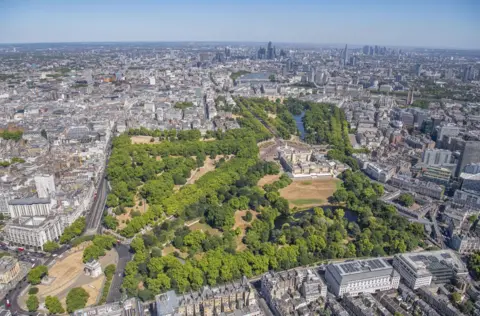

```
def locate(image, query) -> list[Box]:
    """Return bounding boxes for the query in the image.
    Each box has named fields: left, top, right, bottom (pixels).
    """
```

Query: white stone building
left=4, top=216, right=63, bottom=250
left=392, top=250, right=467, bottom=290
left=324, top=258, right=400, bottom=297
left=8, top=198, right=53, bottom=218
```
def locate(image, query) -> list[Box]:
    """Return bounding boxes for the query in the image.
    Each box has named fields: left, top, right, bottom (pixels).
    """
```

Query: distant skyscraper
left=456, top=141, right=480, bottom=177
left=286, top=59, right=292, bottom=72
left=415, top=64, right=423, bottom=76
left=267, top=41, right=274, bottom=59
left=257, top=47, right=266, bottom=59
left=363, top=45, right=369, bottom=55
left=445, top=69, right=453, bottom=80
left=463, top=65, right=473, bottom=82
left=342, top=44, right=348, bottom=66
left=349, top=56, right=356, bottom=67
left=406, top=89, right=414, bottom=105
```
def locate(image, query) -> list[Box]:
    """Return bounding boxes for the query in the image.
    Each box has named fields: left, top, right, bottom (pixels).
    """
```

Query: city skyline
left=1, top=0, right=479, bottom=49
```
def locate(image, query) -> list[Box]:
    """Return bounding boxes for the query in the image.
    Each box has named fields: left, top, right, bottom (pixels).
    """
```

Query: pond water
left=293, top=112, right=306, bottom=140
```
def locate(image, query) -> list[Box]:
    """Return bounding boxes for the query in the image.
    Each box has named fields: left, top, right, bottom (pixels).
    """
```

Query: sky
left=0, top=0, right=479, bottom=49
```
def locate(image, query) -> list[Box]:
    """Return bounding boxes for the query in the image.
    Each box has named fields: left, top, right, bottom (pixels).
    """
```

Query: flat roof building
left=324, top=258, right=400, bottom=297
left=392, top=250, right=467, bottom=290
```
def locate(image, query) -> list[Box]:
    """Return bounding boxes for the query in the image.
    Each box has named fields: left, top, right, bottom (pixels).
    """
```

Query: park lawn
left=188, top=222, right=222, bottom=236
left=280, top=177, right=341, bottom=208
left=291, top=198, right=324, bottom=206
left=257, top=174, right=281, bottom=187
left=233, top=210, right=259, bottom=251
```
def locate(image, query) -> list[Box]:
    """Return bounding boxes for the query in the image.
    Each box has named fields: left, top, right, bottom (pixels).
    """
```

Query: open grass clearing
left=233, top=210, right=259, bottom=251
left=131, top=135, right=161, bottom=144
left=257, top=174, right=281, bottom=187
left=279, top=177, right=341, bottom=209
left=290, top=198, right=324, bottom=206
left=188, top=222, right=222, bottom=236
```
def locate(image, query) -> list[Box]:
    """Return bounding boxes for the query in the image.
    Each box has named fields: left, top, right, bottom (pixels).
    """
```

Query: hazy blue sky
left=0, top=0, right=479, bottom=49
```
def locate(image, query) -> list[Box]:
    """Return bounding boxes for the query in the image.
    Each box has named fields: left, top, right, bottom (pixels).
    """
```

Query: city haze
left=0, top=0, right=479, bottom=49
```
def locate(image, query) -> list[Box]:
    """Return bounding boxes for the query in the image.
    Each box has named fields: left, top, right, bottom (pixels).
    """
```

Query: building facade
left=8, top=198, right=52, bottom=218
left=422, top=149, right=452, bottom=167
left=261, top=268, right=327, bottom=315
left=324, top=258, right=400, bottom=297
left=390, top=175, right=444, bottom=199
left=0, top=257, right=21, bottom=284
left=392, top=250, right=467, bottom=290
left=156, top=276, right=260, bottom=316
left=450, top=234, right=480, bottom=254
left=4, top=216, right=63, bottom=250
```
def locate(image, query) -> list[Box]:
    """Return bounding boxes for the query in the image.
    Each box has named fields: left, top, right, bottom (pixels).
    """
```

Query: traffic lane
left=107, top=245, right=132, bottom=303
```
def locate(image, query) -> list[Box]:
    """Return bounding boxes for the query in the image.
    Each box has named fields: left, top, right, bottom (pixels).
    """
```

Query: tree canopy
left=66, top=287, right=89, bottom=313
left=45, top=296, right=65, bottom=314
left=28, top=265, right=48, bottom=285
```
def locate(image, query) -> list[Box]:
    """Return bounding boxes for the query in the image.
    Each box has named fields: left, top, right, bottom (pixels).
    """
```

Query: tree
left=66, top=287, right=89, bottom=313
left=104, top=264, right=116, bottom=278
left=41, top=129, right=48, bottom=139
left=138, top=289, right=154, bottom=302
left=269, top=74, right=276, bottom=82
left=244, top=211, right=253, bottom=222
left=28, top=287, right=39, bottom=295
left=60, top=217, right=86, bottom=244
left=26, top=295, right=39, bottom=312
left=103, top=215, right=118, bottom=230
left=43, top=241, right=59, bottom=253
left=106, top=193, right=119, bottom=208
left=28, top=265, right=48, bottom=285
left=332, top=188, right=348, bottom=203
left=398, top=193, right=415, bottom=207
left=45, top=296, right=65, bottom=314
left=451, top=292, right=462, bottom=304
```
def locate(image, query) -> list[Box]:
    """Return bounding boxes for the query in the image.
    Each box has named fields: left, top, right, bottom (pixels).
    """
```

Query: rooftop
left=0, top=256, right=17, bottom=274
left=8, top=197, right=50, bottom=205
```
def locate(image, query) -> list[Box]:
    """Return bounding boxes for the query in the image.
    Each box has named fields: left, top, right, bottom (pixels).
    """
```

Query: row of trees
left=236, top=97, right=298, bottom=139
left=82, top=235, right=117, bottom=262
left=59, top=217, right=86, bottom=244
left=284, top=99, right=359, bottom=170
left=0, top=130, right=23, bottom=141
left=127, top=128, right=201, bottom=141
left=0, top=157, right=25, bottom=167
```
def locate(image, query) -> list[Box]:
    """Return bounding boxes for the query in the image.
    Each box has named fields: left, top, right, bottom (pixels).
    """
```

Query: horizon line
left=0, top=40, right=479, bottom=51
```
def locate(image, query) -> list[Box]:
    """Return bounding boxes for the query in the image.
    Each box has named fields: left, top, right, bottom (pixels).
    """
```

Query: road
left=8, top=247, right=66, bottom=316
left=106, top=244, right=132, bottom=303
left=86, top=176, right=108, bottom=233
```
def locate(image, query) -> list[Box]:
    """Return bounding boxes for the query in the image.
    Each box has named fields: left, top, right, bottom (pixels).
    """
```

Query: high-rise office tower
left=456, top=141, right=480, bottom=177
left=406, top=89, right=414, bottom=105
left=363, top=45, right=369, bottom=55
left=415, top=64, right=423, bottom=76
left=267, top=41, right=273, bottom=59
left=342, top=44, right=348, bottom=66
left=463, top=65, right=473, bottom=82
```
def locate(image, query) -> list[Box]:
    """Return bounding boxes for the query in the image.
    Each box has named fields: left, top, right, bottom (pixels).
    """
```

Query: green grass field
left=299, top=180, right=313, bottom=185
left=291, top=198, right=324, bottom=206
